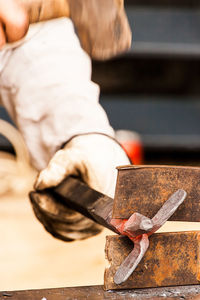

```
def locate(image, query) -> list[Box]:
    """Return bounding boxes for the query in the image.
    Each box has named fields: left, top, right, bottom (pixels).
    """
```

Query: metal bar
left=53, top=176, right=116, bottom=232
left=105, top=232, right=200, bottom=290
left=113, top=165, right=200, bottom=221
left=2, top=285, right=200, bottom=299
left=114, top=234, right=149, bottom=285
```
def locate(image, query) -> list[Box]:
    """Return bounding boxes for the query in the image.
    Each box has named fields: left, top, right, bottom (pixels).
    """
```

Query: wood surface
left=113, top=165, right=200, bottom=221
left=1, top=285, right=200, bottom=300
left=104, top=232, right=200, bottom=290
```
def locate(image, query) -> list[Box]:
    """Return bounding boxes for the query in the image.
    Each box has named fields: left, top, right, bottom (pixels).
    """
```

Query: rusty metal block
left=2, top=285, right=200, bottom=299
left=104, top=231, right=200, bottom=290
left=113, top=165, right=200, bottom=221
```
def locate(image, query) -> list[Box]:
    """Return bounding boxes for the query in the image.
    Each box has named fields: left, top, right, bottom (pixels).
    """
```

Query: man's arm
left=0, top=0, right=131, bottom=60
left=0, top=19, right=130, bottom=241
left=0, top=0, right=29, bottom=47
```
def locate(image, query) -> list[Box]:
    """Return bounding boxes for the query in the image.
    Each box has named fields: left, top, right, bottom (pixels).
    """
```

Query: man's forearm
left=0, top=0, right=29, bottom=47
left=1, top=0, right=131, bottom=60
left=20, top=0, right=69, bottom=23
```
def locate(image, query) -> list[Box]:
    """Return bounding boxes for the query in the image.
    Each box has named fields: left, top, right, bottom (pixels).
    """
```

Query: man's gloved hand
left=33, top=134, right=130, bottom=241
left=0, top=0, right=29, bottom=47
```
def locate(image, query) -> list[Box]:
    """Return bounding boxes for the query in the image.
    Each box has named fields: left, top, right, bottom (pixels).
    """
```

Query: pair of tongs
left=30, top=176, right=186, bottom=285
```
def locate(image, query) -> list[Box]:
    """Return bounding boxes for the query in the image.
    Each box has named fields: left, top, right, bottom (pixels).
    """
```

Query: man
left=0, top=0, right=130, bottom=241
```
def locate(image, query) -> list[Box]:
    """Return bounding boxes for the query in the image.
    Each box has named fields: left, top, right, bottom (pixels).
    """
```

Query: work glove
left=32, top=134, right=130, bottom=242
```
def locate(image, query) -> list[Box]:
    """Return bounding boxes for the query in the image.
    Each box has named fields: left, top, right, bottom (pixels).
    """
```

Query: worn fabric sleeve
left=0, top=18, right=115, bottom=170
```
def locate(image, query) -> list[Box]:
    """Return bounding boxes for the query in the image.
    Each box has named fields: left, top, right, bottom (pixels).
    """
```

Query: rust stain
left=152, top=243, right=179, bottom=286
left=196, top=233, right=200, bottom=281
left=113, top=165, right=200, bottom=221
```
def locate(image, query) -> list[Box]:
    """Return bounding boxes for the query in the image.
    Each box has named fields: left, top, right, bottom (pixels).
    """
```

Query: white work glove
left=32, top=134, right=130, bottom=241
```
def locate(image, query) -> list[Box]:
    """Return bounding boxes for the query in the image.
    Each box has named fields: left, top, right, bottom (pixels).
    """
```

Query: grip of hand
left=20, top=0, right=70, bottom=23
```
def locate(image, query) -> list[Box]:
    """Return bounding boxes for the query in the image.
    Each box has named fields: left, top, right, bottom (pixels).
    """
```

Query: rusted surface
left=1, top=285, right=200, bottom=300
left=104, top=231, right=200, bottom=290
left=113, top=165, right=200, bottom=221
left=111, top=189, right=187, bottom=285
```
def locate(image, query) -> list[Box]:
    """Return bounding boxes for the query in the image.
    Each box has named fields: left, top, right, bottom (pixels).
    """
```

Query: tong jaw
left=110, top=189, right=187, bottom=285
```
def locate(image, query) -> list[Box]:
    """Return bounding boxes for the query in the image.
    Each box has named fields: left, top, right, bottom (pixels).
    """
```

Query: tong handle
left=53, top=176, right=115, bottom=232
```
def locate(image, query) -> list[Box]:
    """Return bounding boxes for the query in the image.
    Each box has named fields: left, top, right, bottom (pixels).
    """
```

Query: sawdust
left=0, top=192, right=112, bottom=291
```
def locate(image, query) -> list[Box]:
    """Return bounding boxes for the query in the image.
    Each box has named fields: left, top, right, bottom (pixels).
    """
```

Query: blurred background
left=1, top=0, right=200, bottom=292
left=97, top=0, right=200, bottom=166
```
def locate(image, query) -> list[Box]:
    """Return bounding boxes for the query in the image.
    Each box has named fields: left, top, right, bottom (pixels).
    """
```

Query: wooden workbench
left=1, top=285, right=200, bottom=299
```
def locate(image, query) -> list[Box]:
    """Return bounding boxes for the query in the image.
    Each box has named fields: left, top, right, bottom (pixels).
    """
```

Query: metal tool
left=30, top=176, right=186, bottom=285
left=111, top=189, right=187, bottom=284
